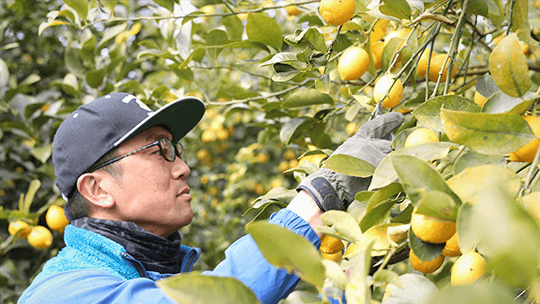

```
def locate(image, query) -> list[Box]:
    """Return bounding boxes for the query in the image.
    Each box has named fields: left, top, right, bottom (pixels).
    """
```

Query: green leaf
left=64, top=46, right=86, bottom=77
left=247, top=221, right=326, bottom=287
left=382, top=273, right=438, bottom=304
left=481, top=91, right=536, bottom=114
left=488, top=33, right=531, bottom=97
left=441, top=109, right=535, bottom=154
left=65, top=0, right=89, bottom=21
left=153, top=0, right=176, bottom=12
left=86, top=68, right=106, bottom=88
left=320, top=210, right=362, bottom=243
left=280, top=117, right=316, bottom=145
left=475, top=73, right=500, bottom=99
left=322, top=259, right=350, bottom=288
left=390, top=154, right=461, bottom=206
left=222, top=15, right=244, bottom=41
left=97, top=23, right=128, bottom=50
left=408, top=228, right=445, bottom=262
left=246, top=13, right=283, bottom=51
left=379, top=0, right=412, bottom=20
left=323, top=154, right=375, bottom=178
left=412, top=95, right=481, bottom=132
left=415, top=190, right=458, bottom=221
left=23, top=180, right=41, bottom=214
left=455, top=202, right=478, bottom=255
left=461, top=184, right=540, bottom=288
left=425, top=282, right=519, bottom=304
left=453, top=151, right=505, bottom=175
left=359, top=183, right=402, bottom=232
left=510, top=0, right=531, bottom=45
left=97, top=0, right=118, bottom=14
left=157, top=273, right=260, bottom=304
left=372, top=269, right=402, bottom=289
left=371, top=142, right=457, bottom=190
left=447, top=164, right=520, bottom=205
left=31, top=144, right=53, bottom=164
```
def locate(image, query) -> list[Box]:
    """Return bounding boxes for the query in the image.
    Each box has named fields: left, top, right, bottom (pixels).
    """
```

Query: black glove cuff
left=297, top=176, right=345, bottom=211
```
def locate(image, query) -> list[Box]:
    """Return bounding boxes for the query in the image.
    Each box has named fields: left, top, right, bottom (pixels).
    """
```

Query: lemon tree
left=2, top=0, right=540, bottom=302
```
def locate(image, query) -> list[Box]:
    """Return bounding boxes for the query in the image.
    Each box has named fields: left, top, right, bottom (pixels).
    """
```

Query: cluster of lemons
left=8, top=205, right=70, bottom=250
left=410, top=208, right=487, bottom=285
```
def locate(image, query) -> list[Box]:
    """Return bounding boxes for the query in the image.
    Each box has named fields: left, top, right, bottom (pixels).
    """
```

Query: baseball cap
left=52, top=93, right=205, bottom=214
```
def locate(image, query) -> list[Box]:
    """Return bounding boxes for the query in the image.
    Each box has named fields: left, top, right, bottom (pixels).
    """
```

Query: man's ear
left=77, top=173, right=115, bottom=209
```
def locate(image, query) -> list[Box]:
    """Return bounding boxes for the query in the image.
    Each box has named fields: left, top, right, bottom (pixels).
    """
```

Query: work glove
left=297, top=112, right=404, bottom=211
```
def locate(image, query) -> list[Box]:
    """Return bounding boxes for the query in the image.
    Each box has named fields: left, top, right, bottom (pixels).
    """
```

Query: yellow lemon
left=442, top=232, right=462, bottom=257
left=346, top=122, right=359, bottom=135
left=418, top=53, right=457, bottom=82
left=416, top=49, right=433, bottom=80
left=373, top=73, right=403, bottom=108
left=409, top=250, right=445, bottom=273
left=285, top=5, right=302, bottom=16
left=338, top=46, right=369, bottom=81
left=46, top=205, right=70, bottom=233
left=320, top=235, right=345, bottom=254
left=451, top=251, right=486, bottom=285
left=411, top=207, right=456, bottom=244
left=509, top=115, right=540, bottom=163
left=371, top=40, right=385, bottom=70
left=8, top=220, right=32, bottom=238
left=321, top=251, right=343, bottom=262
left=404, top=128, right=439, bottom=148
left=473, top=91, right=488, bottom=106
left=27, top=226, right=53, bottom=249
left=319, top=0, right=355, bottom=26
left=384, top=29, right=410, bottom=49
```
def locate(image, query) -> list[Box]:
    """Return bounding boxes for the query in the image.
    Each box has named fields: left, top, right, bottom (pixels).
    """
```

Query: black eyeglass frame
left=88, top=138, right=186, bottom=173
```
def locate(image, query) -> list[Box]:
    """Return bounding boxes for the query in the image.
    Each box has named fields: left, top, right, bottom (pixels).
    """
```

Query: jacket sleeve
left=17, top=269, right=178, bottom=304
left=202, top=209, right=321, bottom=304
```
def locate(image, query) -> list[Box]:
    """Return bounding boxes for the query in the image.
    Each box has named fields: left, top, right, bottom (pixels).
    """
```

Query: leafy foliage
left=2, top=0, right=540, bottom=303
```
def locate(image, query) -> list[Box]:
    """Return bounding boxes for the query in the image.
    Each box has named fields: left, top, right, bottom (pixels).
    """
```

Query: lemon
left=320, top=235, right=344, bottom=262
left=46, top=205, right=70, bottom=233
left=404, top=128, right=439, bottom=148
left=346, top=122, right=359, bottom=135
left=417, top=52, right=457, bottom=82
left=371, top=40, right=384, bottom=70
left=451, top=251, right=486, bottom=285
left=321, top=251, right=343, bottom=262
left=373, top=73, right=403, bottom=108
left=473, top=91, right=488, bottom=106
left=442, top=232, right=461, bottom=257
left=8, top=220, right=32, bottom=239
left=384, top=29, right=410, bottom=49
left=319, top=0, right=355, bottom=26
left=285, top=5, right=302, bottom=16
left=338, top=46, right=369, bottom=81
left=27, top=225, right=53, bottom=249
left=409, top=250, right=445, bottom=273
left=410, top=207, right=456, bottom=244
left=509, top=115, right=540, bottom=163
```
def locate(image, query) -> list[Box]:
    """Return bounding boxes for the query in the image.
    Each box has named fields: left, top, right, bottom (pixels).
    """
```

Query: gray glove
left=297, top=112, right=404, bottom=211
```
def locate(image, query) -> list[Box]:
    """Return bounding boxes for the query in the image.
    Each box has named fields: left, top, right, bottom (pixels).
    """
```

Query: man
left=18, top=93, right=403, bottom=304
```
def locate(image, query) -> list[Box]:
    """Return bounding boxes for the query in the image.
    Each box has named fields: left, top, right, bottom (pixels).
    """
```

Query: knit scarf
left=71, top=217, right=184, bottom=274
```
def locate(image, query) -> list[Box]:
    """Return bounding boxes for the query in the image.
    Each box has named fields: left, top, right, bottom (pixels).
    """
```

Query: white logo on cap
left=122, top=94, right=152, bottom=112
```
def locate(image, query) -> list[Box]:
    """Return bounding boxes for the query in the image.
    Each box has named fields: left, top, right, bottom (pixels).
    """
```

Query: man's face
left=105, top=126, right=193, bottom=238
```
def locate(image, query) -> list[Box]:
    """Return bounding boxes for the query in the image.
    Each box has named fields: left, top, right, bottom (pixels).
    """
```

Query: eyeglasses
left=88, top=138, right=186, bottom=173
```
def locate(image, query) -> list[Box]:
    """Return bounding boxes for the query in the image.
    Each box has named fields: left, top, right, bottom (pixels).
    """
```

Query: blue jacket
left=17, top=209, right=321, bottom=304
